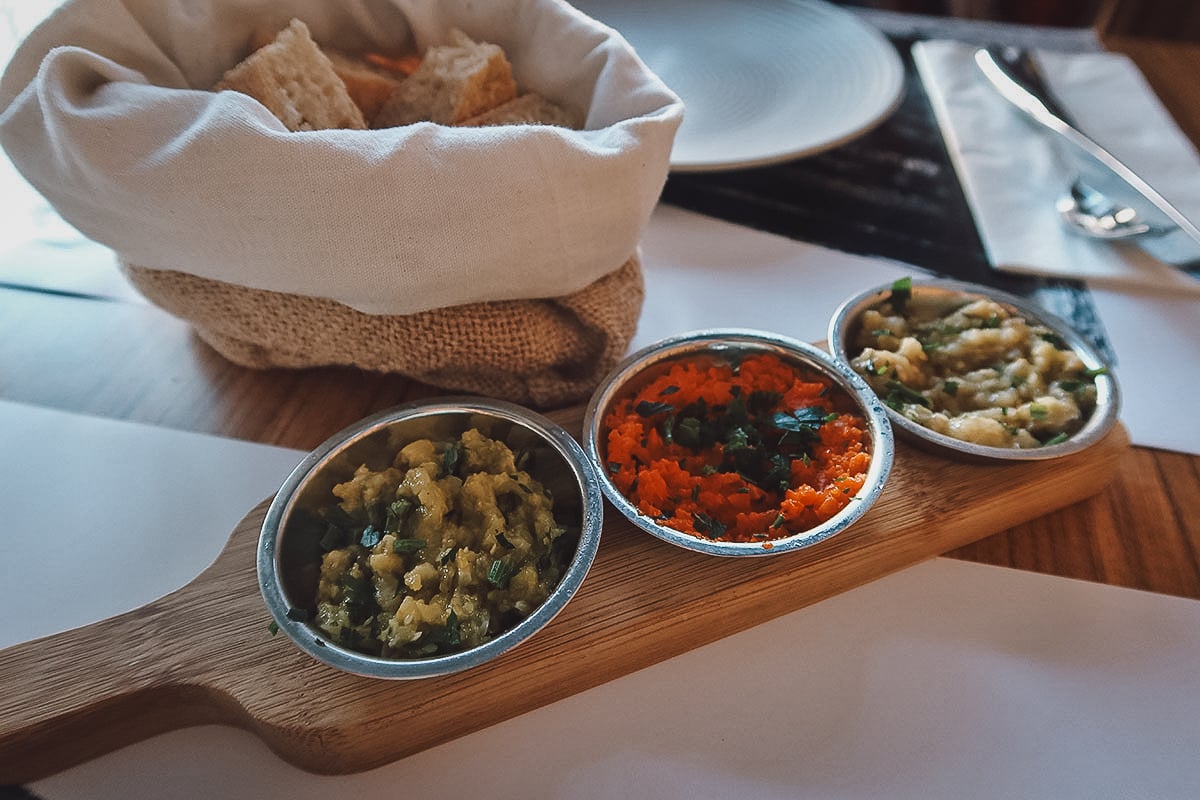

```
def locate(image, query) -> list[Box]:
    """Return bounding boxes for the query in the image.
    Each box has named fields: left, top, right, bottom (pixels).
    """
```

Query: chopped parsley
left=392, top=537, right=425, bottom=554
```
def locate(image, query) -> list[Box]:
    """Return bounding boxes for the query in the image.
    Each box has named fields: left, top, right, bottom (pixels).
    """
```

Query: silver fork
left=976, top=45, right=1200, bottom=274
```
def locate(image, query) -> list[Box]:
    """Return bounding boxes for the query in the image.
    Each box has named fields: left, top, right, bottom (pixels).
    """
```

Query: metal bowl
left=257, top=398, right=604, bottom=679
left=827, top=278, right=1121, bottom=461
left=582, top=329, right=894, bottom=557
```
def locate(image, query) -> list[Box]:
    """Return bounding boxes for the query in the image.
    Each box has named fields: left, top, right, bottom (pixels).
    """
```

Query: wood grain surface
left=0, top=404, right=1129, bottom=784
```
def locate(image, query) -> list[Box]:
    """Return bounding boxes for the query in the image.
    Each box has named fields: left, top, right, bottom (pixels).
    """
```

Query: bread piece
left=324, top=50, right=407, bottom=125
left=215, top=19, right=366, bottom=131
left=459, top=92, right=580, bottom=129
left=372, top=29, right=516, bottom=128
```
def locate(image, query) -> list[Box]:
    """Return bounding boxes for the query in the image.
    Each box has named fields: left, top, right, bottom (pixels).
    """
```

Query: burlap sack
left=121, top=255, right=644, bottom=408
left=0, top=0, right=682, bottom=407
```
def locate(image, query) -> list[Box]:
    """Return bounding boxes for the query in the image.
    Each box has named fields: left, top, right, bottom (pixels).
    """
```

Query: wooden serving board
left=0, top=407, right=1130, bottom=783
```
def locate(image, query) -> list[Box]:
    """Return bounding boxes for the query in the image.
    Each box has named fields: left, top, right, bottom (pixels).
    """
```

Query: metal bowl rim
left=257, top=396, right=604, bottom=679
left=582, top=328, right=894, bottom=557
left=826, top=278, right=1121, bottom=462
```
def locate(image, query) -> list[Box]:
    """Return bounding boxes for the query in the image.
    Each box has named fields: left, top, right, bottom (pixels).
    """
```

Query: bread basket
left=0, top=0, right=683, bottom=406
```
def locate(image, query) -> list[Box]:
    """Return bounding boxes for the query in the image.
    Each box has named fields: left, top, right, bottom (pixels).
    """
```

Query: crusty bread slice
left=372, top=29, right=517, bottom=128
left=458, top=92, right=580, bottom=129
left=215, top=19, right=366, bottom=131
left=324, top=50, right=406, bottom=125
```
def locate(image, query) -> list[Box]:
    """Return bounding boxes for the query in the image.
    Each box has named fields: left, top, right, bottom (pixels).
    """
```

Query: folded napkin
left=913, top=40, right=1200, bottom=297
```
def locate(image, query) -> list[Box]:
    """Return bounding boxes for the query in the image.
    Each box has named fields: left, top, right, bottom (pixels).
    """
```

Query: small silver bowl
left=257, top=398, right=604, bottom=679
left=583, top=329, right=894, bottom=557
left=828, top=278, right=1121, bottom=461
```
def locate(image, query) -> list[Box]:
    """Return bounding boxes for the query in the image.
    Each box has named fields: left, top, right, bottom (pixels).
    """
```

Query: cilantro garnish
left=441, top=442, right=461, bottom=478
left=384, top=498, right=413, bottom=534
left=636, top=400, right=675, bottom=417
left=488, top=559, right=516, bottom=588
left=425, top=611, right=462, bottom=650
left=890, top=276, right=912, bottom=313
left=692, top=512, right=728, bottom=540
left=772, top=405, right=831, bottom=435
left=883, top=379, right=930, bottom=410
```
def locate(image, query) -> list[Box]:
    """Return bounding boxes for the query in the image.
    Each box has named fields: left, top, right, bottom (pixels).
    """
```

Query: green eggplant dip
left=312, top=428, right=570, bottom=658
left=848, top=281, right=1105, bottom=449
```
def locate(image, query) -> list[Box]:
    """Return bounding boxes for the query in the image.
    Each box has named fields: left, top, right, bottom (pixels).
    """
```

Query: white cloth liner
left=913, top=39, right=1200, bottom=297
left=0, top=0, right=682, bottom=314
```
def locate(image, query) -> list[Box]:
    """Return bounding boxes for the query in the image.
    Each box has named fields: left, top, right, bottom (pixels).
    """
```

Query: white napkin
left=0, top=0, right=682, bottom=315
left=913, top=40, right=1200, bottom=297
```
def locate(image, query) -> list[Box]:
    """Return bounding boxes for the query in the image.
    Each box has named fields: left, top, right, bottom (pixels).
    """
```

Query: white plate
left=572, top=0, right=904, bottom=172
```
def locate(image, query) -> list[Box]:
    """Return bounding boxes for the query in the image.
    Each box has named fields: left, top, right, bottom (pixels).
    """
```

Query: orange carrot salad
left=602, top=352, right=873, bottom=544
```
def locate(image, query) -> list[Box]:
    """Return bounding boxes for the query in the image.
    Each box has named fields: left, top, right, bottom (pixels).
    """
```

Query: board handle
left=0, top=601, right=238, bottom=782
left=0, top=500, right=273, bottom=784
